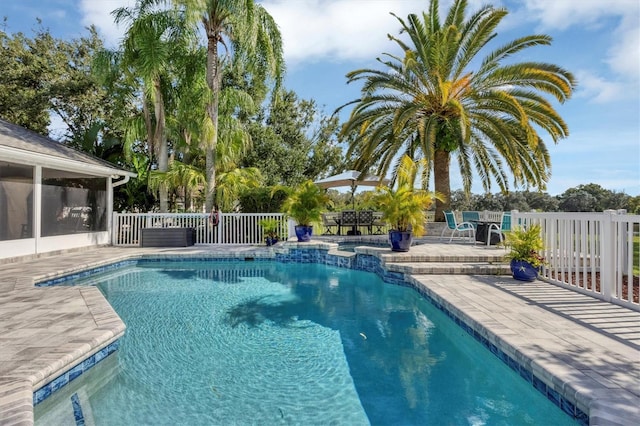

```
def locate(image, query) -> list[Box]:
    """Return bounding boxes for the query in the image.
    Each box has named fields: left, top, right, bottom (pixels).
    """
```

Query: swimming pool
left=35, top=260, right=577, bottom=425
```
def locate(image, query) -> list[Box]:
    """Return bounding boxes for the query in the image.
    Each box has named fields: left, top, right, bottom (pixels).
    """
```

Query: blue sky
left=2, top=0, right=638, bottom=196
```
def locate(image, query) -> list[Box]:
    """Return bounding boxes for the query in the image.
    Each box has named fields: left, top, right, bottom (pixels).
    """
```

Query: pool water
left=35, top=261, right=577, bottom=425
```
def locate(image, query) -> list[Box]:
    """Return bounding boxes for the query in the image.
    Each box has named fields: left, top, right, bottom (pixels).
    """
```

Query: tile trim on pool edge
left=33, top=340, right=120, bottom=406
left=33, top=247, right=587, bottom=424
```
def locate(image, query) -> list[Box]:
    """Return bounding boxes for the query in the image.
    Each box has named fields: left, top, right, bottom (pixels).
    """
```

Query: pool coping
left=0, top=243, right=638, bottom=425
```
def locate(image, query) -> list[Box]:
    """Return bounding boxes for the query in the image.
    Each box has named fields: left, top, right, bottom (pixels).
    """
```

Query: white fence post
left=288, top=218, right=296, bottom=239
left=600, top=210, right=617, bottom=302
left=111, top=212, right=118, bottom=245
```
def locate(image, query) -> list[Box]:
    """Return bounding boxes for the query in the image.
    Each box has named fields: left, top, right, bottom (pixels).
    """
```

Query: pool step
left=384, top=261, right=510, bottom=276
left=377, top=253, right=506, bottom=264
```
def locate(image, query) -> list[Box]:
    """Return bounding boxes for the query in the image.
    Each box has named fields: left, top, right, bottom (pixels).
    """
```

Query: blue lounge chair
left=487, top=212, right=511, bottom=247
left=441, top=210, right=476, bottom=243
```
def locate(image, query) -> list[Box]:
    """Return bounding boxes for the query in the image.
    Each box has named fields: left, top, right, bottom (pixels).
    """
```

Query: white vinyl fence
left=513, top=210, right=639, bottom=311
left=112, top=212, right=288, bottom=246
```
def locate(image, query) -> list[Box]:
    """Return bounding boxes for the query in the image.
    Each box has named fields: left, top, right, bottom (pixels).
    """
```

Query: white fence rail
left=112, top=212, right=288, bottom=246
left=513, top=210, right=639, bottom=311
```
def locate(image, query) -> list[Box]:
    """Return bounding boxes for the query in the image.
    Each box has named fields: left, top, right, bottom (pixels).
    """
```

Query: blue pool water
left=35, top=261, right=577, bottom=425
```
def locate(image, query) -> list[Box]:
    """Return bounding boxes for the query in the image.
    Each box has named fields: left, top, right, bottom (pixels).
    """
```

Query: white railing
left=513, top=210, right=639, bottom=311
left=454, top=210, right=504, bottom=223
left=112, top=212, right=288, bottom=246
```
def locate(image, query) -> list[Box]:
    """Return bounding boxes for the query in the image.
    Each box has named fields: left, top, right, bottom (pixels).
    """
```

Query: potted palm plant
left=281, top=180, right=331, bottom=242
left=504, top=224, right=546, bottom=281
left=258, top=218, right=280, bottom=246
left=373, top=155, right=443, bottom=252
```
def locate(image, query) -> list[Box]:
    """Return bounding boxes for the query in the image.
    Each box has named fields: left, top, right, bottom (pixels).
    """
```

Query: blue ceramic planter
left=510, top=259, right=539, bottom=281
left=389, top=230, right=413, bottom=252
left=294, top=225, right=313, bottom=242
left=265, top=236, right=279, bottom=246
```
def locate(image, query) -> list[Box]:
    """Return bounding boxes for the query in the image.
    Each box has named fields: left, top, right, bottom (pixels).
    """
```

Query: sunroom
left=0, top=118, right=136, bottom=261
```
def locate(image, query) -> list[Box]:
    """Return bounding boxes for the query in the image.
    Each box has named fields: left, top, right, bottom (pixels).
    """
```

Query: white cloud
left=261, top=0, right=488, bottom=65
left=605, top=15, right=640, bottom=81
left=79, top=0, right=136, bottom=47
left=520, top=0, right=635, bottom=30
left=573, top=70, right=625, bottom=103
left=262, top=0, right=423, bottom=64
left=521, top=0, right=640, bottom=83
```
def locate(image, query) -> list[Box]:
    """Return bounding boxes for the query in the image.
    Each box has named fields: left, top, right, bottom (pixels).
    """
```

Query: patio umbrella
left=314, top=170, right=389, bottom=210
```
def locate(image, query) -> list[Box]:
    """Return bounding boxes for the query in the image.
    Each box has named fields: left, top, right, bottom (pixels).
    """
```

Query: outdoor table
left=474, top=221, right=502, bottom=245
left=334, top=217, right=361, bottom=235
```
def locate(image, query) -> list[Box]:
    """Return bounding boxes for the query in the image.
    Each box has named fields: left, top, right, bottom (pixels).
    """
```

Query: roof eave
left=0, top=145, right=137, bottom=178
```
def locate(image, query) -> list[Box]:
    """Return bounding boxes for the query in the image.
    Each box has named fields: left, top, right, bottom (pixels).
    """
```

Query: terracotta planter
left=510, top=259, right=539, bottom=281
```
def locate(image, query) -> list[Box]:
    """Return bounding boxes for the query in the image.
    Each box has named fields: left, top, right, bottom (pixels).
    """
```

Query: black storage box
left=141, top=227, right=196, bottom=247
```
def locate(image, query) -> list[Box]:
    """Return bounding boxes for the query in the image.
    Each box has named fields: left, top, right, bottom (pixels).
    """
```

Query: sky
left=1, top=0, right=639, bottom=196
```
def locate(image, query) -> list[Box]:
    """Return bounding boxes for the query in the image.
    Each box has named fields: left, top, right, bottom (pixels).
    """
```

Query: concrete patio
left=0, top=241, right=638, bottom=425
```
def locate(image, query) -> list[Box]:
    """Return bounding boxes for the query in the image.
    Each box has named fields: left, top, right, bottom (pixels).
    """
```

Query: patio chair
left=440, top=210, right=475, bottom=243
left=487, top=212, right=511, bottom=247
left=372, top=212, right=386, bottom=234
left=461, top=211, right=480, bottom=230
left=321, top=212, right=340, bottom=235
left=358, top=210, right=374, bottom=235
left=339, top=210, right=358, bottom=235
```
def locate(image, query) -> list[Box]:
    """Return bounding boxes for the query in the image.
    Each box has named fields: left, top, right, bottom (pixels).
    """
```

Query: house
left=0, top=118, right=136, bottom=260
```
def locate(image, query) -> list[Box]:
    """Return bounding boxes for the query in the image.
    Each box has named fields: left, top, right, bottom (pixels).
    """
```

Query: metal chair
left=487, top=212, right=511, bottom=247
left=357, top=210, right=374, bottom=235
left=440, top=210, right=475, bottom=243
left=462, top=211, right=480, bottom=230
left=339, top=210, right=358, bottom=235
left=372, top=212, right=386, bottom=234
left=321, top=212, right=340, bottom=235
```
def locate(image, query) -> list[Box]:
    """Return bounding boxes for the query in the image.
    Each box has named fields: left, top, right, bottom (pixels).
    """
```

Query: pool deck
left=0, top=242, right=638, bottom=425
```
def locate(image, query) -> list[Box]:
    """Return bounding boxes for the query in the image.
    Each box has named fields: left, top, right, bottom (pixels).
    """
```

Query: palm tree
left=339, top=0, right=575, bottom=221
left=173, top=0, right=285, bottom=211
left=148, top=160, right=207, bottom=210
left=108, top=2, right=195, bottom=212
left=153, top=54, right=262, bottom=212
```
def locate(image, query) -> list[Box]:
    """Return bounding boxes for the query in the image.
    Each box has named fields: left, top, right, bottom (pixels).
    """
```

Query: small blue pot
left=265, top=236, right=278, bottom=246
left=510, top=259, right=539, bottom=281
left=389, top=230, right=413, bottom=252
left=294, top=225, right=313, bottom=242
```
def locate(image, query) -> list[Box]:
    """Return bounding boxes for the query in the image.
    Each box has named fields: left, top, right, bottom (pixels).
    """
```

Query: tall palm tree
left=153, top=55, right=261, bottom=212
left=109, top=2, right=195, bottom=211
left=339, top=0, right=575, bottom=221
left=173, top=0, right=285, bottom=211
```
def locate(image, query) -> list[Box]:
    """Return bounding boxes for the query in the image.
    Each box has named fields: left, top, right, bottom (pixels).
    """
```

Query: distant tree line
left=325, top=183, right=639, bottom=215
left=447, top=184, right=639, bottom=214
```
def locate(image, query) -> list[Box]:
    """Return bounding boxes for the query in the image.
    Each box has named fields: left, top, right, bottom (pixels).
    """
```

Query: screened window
left=41, top=169, right=107, bottom=237
left=0, top=162, right=34, bottom=241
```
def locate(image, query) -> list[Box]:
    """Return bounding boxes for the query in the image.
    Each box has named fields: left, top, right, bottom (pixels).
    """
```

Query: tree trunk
left=153, top=78, right=169, bottom=212
left=434, top=149, right=451, bottom=222
left=204, top=21, right=220, bottom=212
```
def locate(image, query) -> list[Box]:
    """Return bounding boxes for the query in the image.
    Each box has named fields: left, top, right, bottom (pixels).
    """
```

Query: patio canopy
left=314, top=170, right=389, bottom=209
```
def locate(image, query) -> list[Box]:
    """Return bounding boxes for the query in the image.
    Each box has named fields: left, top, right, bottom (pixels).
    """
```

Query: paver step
left=351, top=247, right=507, bottom=264
left=385, top=261, right=510, bottom=275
